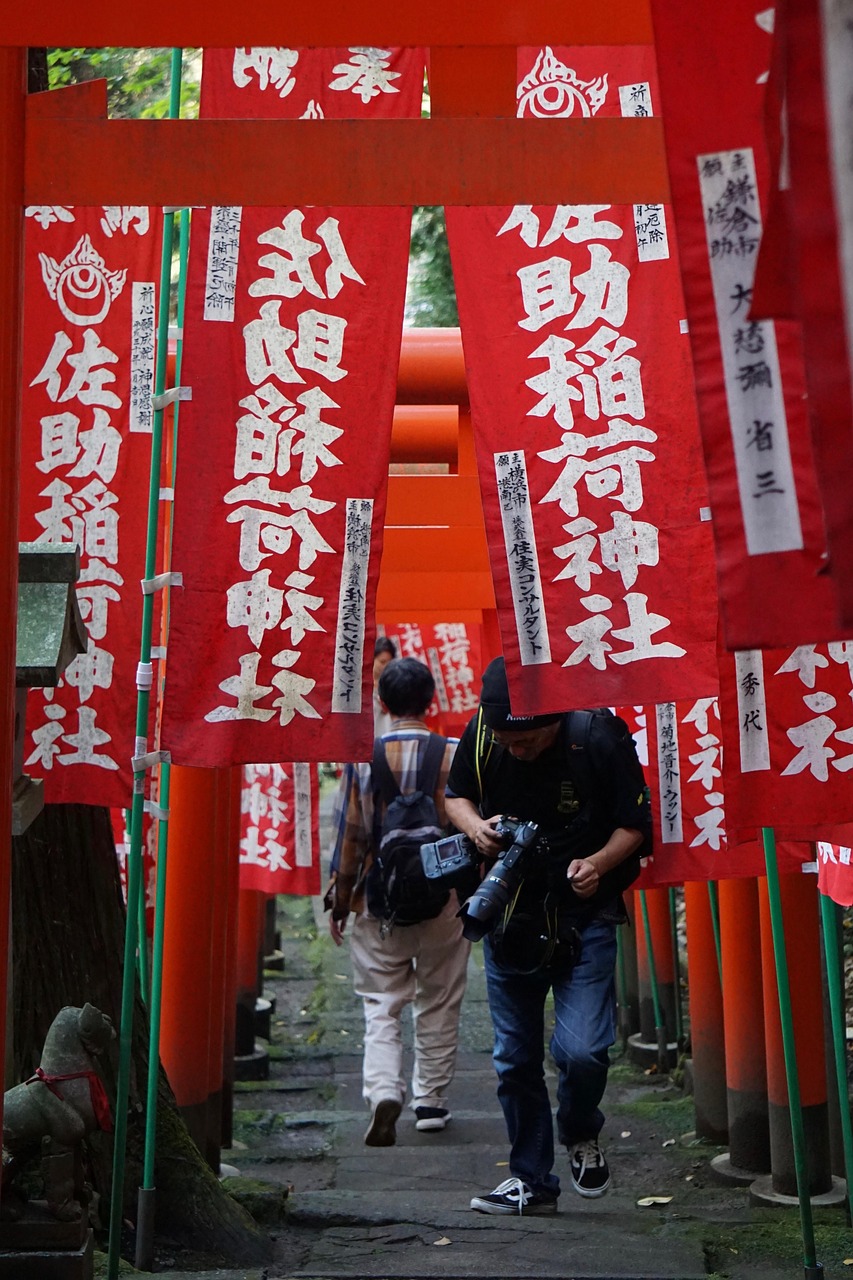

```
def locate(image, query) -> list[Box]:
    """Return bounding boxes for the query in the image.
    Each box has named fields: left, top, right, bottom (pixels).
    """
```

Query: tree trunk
left=11, top=803, right=270, bottom=1266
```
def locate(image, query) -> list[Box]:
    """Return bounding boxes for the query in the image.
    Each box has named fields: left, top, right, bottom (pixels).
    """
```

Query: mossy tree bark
left=11, top=803, right=270, bottom=1265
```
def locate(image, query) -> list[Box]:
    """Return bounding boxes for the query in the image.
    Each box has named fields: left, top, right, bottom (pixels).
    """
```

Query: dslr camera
left=420, top=816, right=542, bottom=942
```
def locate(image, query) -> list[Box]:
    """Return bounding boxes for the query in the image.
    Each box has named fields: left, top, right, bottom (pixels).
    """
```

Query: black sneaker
left=415, top=1106, right=450, bottom=1132
left=470, top=1176, right=558, bottom=1215
left=364, top=1099, right=401, bottom=1147
left=569, top=1139, right=611, bottom=1197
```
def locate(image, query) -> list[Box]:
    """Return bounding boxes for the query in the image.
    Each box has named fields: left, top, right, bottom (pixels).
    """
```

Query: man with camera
left=442, top=656, right=650, bottom=1216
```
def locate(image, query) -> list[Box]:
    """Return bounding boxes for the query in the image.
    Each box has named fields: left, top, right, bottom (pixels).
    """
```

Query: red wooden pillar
left=203, top=768, right=233, bottom=1171
left=221, top=767, right=241, bottom=1150
left=684, top=881, right=727, bottom=1143
left=630, top=886, right=677, bottom=1064
left=754, top=872, right=833, bottom=1201
left=0, top=51, right=27, bottom=1102
left=712, top=876, right=770, bottom=1181
left=159, top=765, right=219, bottom=1158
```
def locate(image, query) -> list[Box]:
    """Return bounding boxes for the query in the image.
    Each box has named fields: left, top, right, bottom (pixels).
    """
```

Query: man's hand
left=444, top=796, right=510, bottom=860
left=567, top=857, right=599, bottom=899
left=329, top=912, right=348, bottom=946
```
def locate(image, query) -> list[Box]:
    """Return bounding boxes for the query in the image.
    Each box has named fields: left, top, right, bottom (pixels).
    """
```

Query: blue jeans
left=483, top=915, right=618, bottom=1197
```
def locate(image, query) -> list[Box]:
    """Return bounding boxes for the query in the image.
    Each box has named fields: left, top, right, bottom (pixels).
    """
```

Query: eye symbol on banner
left=517, top=47, right=609, bottom=119
left=38, top=234, right=127, bottom=327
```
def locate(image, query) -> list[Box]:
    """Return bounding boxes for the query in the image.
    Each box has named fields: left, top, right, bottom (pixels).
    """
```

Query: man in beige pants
left=325, top=657, right=470, bottom=1145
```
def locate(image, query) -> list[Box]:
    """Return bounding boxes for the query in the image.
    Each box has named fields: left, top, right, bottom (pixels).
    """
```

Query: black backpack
left=366, top=734, right=451, bottom=930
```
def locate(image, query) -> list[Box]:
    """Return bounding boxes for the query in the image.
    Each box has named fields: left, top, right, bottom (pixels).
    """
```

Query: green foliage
left=406, top=206, right=459, bottom=328
left=46, top=48, right=200, bottom=119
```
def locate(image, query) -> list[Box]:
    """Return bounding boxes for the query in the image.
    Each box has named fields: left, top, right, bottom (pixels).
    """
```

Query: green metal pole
left=137, top=172, right=192, bottom=1280
left=137, top=853, right=150, bottom=1006
left=761, top=828, right=822, bottom=1280
left=818, top=892, right=853, bottom=1227
left=107, top=51, right=184, bottom=1280
left=668, top=887, right=684, bottom=1049
left=637, top=888, right=668, bottom=1073
left=707, top=879, right=723, bottom=988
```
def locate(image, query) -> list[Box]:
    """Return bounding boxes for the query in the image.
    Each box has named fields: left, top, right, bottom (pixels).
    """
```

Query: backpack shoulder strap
left=563, top=708, right=598, bottom=803
left=371, top=738, right=400, bottom=806
left=419, top=732, right=447, bottom=799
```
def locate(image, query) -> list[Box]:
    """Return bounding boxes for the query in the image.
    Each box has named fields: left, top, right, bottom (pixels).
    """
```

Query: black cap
left=479, top=657, right=562, bottom=732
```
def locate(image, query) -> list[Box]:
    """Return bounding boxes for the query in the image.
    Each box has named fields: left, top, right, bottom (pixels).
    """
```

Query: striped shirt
left=325, top=720, right=457, bottom=918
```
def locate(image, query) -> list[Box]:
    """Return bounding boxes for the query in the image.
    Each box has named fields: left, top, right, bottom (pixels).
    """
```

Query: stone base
left=627, top=1032, right=679, bottom=1071
left=234, top=1044, right=269, bottom=1081
left=0, top=1226, right=93, bottom=1279
left=709, top=1152, right=767, bottom=1186
left=0, top=1201, right=88, bottom=1252
left=749, top=1173, right=847, bottom=1209
left=264, top=949, right=285, bottom=973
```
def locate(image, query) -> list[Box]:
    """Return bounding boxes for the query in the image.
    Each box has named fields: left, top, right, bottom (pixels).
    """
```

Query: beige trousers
left=349, top=897, right=471, bottom=1112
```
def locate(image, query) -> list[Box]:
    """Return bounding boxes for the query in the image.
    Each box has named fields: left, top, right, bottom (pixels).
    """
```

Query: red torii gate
left=0, top=0, right=668, bottom=1111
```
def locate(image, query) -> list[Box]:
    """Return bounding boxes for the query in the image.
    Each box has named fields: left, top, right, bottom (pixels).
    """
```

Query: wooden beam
left=24, top=116, right=669, bottom=206
left=376, top=570, right=496, bottom=612
left=3, top=0, right=653, bottom=48
left=381, top=526, right=490, bottom=572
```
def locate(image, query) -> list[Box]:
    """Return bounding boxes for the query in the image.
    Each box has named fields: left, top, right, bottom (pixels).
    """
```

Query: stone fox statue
left=2, top=1003, right=115, bottom=1220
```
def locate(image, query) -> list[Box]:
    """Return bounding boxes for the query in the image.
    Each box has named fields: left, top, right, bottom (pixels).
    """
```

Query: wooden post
left=684, top=881, right=727, bottom=1143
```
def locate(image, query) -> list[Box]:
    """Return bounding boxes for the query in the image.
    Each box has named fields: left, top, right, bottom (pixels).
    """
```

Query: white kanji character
left=63, top=645, right=114, bottom=703
left=553, top=517, right=602, bottom=590
left=598, top=511, right=659, bottom=589
left=25, top=702, right=66, bottom=768
left=226, top=569, right=285, bottom=646
left=26, top=206, right=75, bottom=228
left=265, top=838, right=292, bottom=872
left=281, top=571, right=325, bottom=645
left=288, top=387, right=344, bottom=482
left=828, top=641, right=853, bottom=683
left=76, top=564, right=122, bottom=641
left=682, top=697, right=720, bottom=737
left=100, top=206, right=149, bottom=237
left=205, top=652, right=276, bottom=722
left=69, top=479, right=120, bottom=563
left=243, top=301, right=304, bottom=386
left=68, top=408, right=122, bottom=483
left=269, top=649, right=322, bottom=724
left=690, top=792, right=725, bottom=850
left=563, top=594, right=613, bottom=670
left=234, top=382, right=297, bottom=479
left=250, top=210, right=364, bottom=301
left=687, top=733, right=722, bottom=790
left=293, top=310, right=348, bottom=382
left=224, top=478, right=335, bottom=572
left=233, top=47, right=299, bottom=98
left=517, top=257, right=575, bottom=332
left=609, top=593, right=686, bottom=664
left=781, top=691, right=837, bottom=780
left=31, top=329, right=121, bottom=408
left=59, top=705, right=119, bottom=770
left=498, top=204, right=622, bottom=248
left=37, top=412, right=81, bottom=473
left=33, top=477, right=76, bottom=544
left=775, top=645, right=829, bottom=689
left=240, top=826, right=269, bottom=866
left=539, top=420, right=656, bottom=517
left=328, top=47, right=400, bottom=102
left=574, top=325, right=645, bottom=420
left=567, top=244, right=629, bottom=330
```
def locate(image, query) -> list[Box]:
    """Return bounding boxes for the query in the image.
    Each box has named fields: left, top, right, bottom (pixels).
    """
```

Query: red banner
left=719, top=641, right=853, bottom=836
left=816, top=840, right=853, bottom=908
left=239, top=763, right=320, bottom=895
left=638, top=696, right=811, bottom=888
left=446, top=45, right=718, bottom=715
left=19, top=205, right=161, bottom=806
left=382, top=622, right=482, bottom=739
left=161, top=48, right=423, bottom=767
left=784, top=0, right=853, bottom=631
left=651, top=0, right=847, bottom=648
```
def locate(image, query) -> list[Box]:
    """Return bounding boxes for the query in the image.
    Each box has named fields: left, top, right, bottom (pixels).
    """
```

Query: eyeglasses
left=489, top=726, right=552, bottom=749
